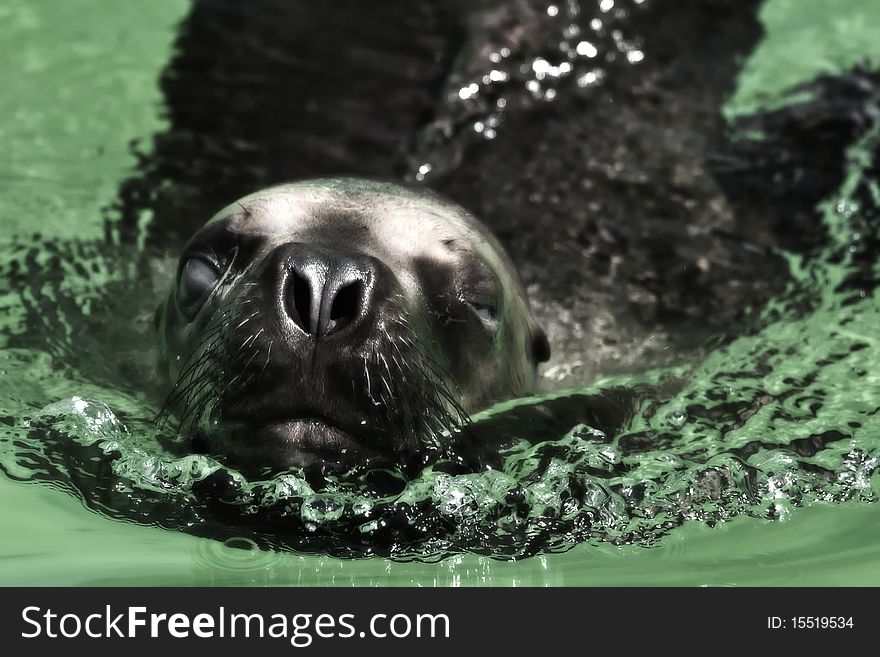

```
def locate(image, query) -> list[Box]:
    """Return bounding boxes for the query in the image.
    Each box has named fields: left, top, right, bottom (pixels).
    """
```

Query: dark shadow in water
left=111, top=0, right=466, bottom=246
left=105, top=0, right=861, bottom=376
left=715, top=67, right=880, bottom=262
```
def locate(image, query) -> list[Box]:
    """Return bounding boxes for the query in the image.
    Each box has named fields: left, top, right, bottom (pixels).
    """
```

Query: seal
left=156, top=178, right=550, bottom=472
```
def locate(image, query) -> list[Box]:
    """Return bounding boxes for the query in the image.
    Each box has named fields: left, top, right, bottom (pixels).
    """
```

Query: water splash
left=408, top=0, right=651, bottom=183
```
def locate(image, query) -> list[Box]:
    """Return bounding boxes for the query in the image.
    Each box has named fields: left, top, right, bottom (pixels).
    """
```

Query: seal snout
left=272, top=243, right=379, bottom=340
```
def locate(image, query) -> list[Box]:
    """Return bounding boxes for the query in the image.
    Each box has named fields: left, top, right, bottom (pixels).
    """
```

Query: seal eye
left=178, top=256, right=220, bottom=317
left=468, top=301, right=498, bottom=325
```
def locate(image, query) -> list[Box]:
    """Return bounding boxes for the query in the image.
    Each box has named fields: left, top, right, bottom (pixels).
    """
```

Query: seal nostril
left=326, top=280, right=364, bottom=335
left=289, top=270, right=313, bottom=334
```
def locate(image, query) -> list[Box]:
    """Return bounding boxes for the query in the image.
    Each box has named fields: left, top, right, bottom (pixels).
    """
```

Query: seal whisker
left=235, top=326, right=264, bottom=355
left=260, top=339, right=274, bottom=381
left=234, top=310, right=260, bottom=330
left=156, top=341, right=224, bottom=423
left=160, top=359, right=224, bottom=431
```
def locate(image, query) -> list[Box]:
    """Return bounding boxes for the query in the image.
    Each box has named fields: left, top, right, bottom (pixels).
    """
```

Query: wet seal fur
left=156, top=178, right=550, bottom=473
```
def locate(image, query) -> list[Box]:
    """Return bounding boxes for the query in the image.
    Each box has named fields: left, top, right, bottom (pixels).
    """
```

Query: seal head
left=157, top=179, right=549, bottom=472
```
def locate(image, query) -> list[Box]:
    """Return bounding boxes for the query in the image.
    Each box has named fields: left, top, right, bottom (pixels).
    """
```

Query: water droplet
left=458, top=83, right=479, bottom=100
left=576, top=40, right=598, bottom=57
left=626, top=49, right=644, bottom=63
left=667, top=411, right=688, bottom=429
left=301, top=495, right=344, bottom=524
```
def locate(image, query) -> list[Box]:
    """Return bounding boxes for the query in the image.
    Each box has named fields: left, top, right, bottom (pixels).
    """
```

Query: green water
left=727, top=0, right=880, bottom=117
left=1, top=0, right=879, bottom=585
left=4, top=474, right=880, bottom=586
